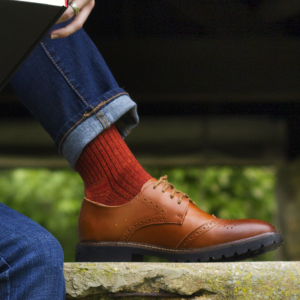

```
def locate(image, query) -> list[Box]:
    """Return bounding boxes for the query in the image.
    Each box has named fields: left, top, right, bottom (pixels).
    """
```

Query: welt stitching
left=58, top=92, right=128, bottom=152
left=40, top=42, right=88, bottom=106
left=81, top=241, right=196, bottom=253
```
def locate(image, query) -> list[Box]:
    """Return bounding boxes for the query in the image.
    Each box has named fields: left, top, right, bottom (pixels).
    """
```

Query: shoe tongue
left=141, top=178, right=157, bottom=191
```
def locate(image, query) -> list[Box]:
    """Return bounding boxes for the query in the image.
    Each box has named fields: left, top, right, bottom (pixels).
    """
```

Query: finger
left=56, top=6, right=75, bottom=24
left=56, top=0, right=93, bottom=24
left=50, top=3, right=93, bottom=39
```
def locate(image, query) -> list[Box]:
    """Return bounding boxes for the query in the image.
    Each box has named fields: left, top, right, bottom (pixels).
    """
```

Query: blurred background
left=1, top=0, right=300, bottom=262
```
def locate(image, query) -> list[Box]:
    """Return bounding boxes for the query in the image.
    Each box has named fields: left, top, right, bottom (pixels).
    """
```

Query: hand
left=50, top=0, right=95, bottom=39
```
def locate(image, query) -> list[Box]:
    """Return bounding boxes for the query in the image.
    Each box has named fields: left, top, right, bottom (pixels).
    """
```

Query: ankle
left=76, top=125, right=151, bottom=206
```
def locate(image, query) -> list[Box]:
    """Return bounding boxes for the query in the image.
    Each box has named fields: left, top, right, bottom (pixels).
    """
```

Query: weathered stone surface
left=64, top=262, right=300, bottom=299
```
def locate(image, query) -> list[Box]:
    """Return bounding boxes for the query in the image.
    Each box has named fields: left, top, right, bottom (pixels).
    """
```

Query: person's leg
left=11, top=21, right=151, bottom=207
left=10, top=20, right=139, bottom=169
left=10, top=22, right=283, bottom=262
left=0, top=203, right=65, bottom=300
left=11, top=21, right=151, bottom=205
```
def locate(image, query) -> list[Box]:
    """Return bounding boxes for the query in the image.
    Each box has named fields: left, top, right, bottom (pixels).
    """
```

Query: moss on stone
left=64, top=262, right=300, bottom=299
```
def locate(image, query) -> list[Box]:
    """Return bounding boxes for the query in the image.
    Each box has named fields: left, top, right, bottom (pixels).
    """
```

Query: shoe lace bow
left=153, top=175, right=196, bottom=206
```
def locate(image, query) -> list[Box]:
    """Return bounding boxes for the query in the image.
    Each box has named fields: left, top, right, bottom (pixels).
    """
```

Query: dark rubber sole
left=75, top=232, right=283, bottom=262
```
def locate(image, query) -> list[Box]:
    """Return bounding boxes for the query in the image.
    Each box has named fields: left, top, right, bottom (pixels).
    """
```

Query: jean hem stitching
left=58, top=92, right=128, bottom=153
left=95, top=113, right=106, bottom=128
left=96, top=110, right=110, bottom=128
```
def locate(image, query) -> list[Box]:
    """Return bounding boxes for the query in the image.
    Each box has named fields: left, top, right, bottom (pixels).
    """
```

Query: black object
left=0, top=0, right=67, bottom=91
left=75, top=232, right=283, bottom=262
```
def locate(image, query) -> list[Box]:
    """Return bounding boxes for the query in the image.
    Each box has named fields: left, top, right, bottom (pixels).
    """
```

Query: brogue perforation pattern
left=180, top=219, right=222, bottom=248
left=119, top=195, right=167, bottom=241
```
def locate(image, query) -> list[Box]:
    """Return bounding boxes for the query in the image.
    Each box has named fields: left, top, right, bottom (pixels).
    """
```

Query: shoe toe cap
left=181, top=218, right=277, bottom=249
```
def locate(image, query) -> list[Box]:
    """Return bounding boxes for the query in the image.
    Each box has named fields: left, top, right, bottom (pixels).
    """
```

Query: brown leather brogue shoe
left=76, top=176, right=283, bottom=262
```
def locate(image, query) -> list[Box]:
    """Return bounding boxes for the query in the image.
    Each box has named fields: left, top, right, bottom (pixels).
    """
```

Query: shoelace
left=153, top=175, right=196, bottom=205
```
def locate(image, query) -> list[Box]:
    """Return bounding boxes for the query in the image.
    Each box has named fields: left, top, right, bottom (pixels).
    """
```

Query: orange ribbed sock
left=75, top=124, right=152, bottom=206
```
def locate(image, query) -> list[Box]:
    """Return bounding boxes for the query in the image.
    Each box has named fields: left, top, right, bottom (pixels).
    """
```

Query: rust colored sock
left=75, top=124, right=152, bottom=206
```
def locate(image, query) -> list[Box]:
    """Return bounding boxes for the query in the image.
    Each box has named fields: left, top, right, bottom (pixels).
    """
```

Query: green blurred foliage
left=0, top=166, right=276, bottom=262
left=149, top=166, right=276, bottom=222
left=0, top=169, right=84, bottom=262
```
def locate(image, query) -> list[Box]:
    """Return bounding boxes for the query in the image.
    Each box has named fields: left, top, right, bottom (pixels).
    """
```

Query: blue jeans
left=10, top=21, right=139, bottom=170
left=0, top=203, right=65, bottom=300
left=1, top=22, right=139, bottom=299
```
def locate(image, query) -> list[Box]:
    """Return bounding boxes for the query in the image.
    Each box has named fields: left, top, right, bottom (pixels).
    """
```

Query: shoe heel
left=75, top=243, right=143, bottom=262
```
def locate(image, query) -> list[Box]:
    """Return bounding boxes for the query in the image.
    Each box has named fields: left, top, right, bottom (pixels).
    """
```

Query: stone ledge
left=64, top=262, right=300, bottom=300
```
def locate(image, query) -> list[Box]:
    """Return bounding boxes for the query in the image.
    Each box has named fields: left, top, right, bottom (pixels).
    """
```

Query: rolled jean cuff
left=61, top=94, right=139, bottom=170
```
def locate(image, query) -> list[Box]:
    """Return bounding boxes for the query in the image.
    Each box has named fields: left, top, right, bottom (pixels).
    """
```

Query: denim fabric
left=0, top=203, right=65, bottom=300
left=4, top=19, right=141, bottom=298
left=10, top=20, right=139, bottom=168
left=62, top=94, right=138, bottom=169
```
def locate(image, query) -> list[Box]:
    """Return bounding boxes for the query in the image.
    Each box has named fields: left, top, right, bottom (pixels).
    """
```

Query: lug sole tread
left=75, top=232, right=283, bottom=263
